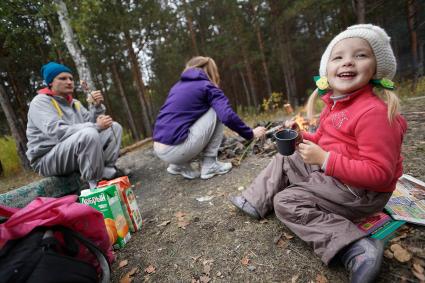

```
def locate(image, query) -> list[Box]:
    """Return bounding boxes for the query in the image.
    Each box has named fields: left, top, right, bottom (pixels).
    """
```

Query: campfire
left=218, top=105, right=318, bottom=165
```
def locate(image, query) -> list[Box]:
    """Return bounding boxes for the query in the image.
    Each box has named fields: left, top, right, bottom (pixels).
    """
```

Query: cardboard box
left=79, top=185, right=131, bottom=249
left=97, top=176, right=142, bottom=232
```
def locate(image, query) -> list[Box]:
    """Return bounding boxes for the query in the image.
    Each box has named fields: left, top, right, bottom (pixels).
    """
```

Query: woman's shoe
left=167, top=164, right=200, bottom=179
left=200, top=161, right=232, bottom=179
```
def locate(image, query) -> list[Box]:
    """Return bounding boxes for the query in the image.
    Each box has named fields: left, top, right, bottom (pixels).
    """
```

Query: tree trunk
left=110, top=62, right=140, bottom=140
left=255, top=24, right=273, bottom=98
left=353, top=0, right=366, bottom=23
left=124, top=29, right=152, bottom=136
left=241, top=46, right=258, bottom=109
left=407, top=0, right=419, bottom=91
left=251, top=4, right=272, bottom=98
left=0, top=83, right=30, bottom=170
left=238, top=69, right=252, bottom=108
left=55, top=0, right=96, bottom=90
left=268, top=0, right=297, bottom=107
left=182, top=0, right=199, bottom=55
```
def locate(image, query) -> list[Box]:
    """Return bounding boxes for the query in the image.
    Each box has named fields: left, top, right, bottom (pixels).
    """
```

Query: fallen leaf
left=412, top=270, right=425, bottom=281
left=216, top=271, right=222, bottom=277
left=191, top=278, right=199, bottom=283
left=203, top=264, right=211, bottom=275
left=191, top=255, right=201, bottom=262
left=200, top=275, right=211, bottom=283
left=202, top=259, right=214, bottom=265
left=247, top=265, right=256, bottom=271
left=196, top=196, right=214, bottom=202
left=390, top=233, right=408, bottom=243
left=175, top=211, right=186, bottom=219
left=283, top=232, right=294, bottom=240
left=259, top=219, right=268, bottom=224
left=413, top=263, right=424, bottom=274
left=119, top=260, right=129, bottom=268
left=276, top=238, right=287, bottom=248
left=391, top=245, right=412, bottom=263
left=316, top=273, right=328, bottom=283
left=120, top=268, right=138, bottom=283
left=119, top=274, right=132, bottom=283
left=291, top=274, right=299, bottom=283
left=128, top=267, right=139, bottom=276
left=384, top=249, right=394, bottom=259
left=241, top=256, right=250, bottom=266
left=145, top=265, right=156, bottom=274
left=157, top=220, right=171, bottom=227
left=177, top=220, right=190, bottom=229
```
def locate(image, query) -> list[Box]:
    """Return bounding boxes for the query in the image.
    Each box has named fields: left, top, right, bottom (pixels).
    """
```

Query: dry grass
left=0, top=170, right=42, bottom=194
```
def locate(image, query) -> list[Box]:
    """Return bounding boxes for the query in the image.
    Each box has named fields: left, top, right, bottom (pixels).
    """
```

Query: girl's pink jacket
left=303, top=84, right=407, bottom=192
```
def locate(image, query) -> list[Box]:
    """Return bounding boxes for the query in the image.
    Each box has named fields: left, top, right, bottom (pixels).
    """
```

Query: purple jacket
left=153, top=68, right=254, bottom=145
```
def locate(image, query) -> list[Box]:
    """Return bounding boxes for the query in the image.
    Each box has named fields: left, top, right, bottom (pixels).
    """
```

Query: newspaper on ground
left=385, top=174, right=425, bottom=225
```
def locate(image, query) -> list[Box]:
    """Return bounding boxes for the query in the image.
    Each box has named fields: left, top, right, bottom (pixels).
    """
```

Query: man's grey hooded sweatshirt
left=26, top=90, right=105, bottom=168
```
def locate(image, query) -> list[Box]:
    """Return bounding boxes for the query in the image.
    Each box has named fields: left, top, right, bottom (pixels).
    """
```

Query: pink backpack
left=0, top=195, right=114, bottom=265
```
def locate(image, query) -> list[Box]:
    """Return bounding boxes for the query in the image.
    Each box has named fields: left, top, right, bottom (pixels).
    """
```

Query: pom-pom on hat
left=319, top=24, right=397, bottom=80
left=41, top=62, right=72, bottom=85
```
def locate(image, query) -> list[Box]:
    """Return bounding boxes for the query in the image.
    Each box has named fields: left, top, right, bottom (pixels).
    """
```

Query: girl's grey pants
left=154, top=108, right=224, bottom=164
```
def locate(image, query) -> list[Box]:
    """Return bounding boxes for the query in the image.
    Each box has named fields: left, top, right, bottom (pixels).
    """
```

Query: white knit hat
left=319, top=24, right=397, bottom=80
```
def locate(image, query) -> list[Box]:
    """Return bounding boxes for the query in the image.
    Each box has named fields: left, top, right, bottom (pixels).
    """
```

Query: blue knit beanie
left=41, top=62, right=72, bottom=85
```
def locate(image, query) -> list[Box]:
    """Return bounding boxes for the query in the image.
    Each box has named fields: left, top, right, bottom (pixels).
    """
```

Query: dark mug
left=274, top=129, right=298, bottom=156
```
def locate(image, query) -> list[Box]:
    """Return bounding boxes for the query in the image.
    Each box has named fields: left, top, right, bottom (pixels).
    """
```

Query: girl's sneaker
left=167, top=163, right=200, bottom=179
left=229, top=195, right=260, bottom=220
left=200, top=161, right=232, bottom=179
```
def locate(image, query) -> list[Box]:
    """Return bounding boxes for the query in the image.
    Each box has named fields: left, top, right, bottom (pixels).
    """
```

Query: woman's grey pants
left=155, top=108, right=224, bottom=165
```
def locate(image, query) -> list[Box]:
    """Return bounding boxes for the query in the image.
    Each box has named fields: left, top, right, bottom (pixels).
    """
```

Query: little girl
left=230, top=24, right=407, bottom=283
left=153, top=56, right=266, bottom=179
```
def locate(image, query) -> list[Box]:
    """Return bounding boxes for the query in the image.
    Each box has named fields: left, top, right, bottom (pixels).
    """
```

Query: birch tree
left=55, top=0, right=96, bottom=90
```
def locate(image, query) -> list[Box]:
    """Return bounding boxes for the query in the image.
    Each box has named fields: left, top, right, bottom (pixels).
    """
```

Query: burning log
left=218, top=113, right=318, bottom=166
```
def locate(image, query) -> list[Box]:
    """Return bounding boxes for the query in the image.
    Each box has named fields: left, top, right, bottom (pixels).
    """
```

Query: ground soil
left=112, top=97, right=425, bottom=283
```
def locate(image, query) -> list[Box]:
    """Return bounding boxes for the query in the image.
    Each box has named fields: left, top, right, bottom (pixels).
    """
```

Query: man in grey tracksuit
left=26, top=62, right=122, bottom=188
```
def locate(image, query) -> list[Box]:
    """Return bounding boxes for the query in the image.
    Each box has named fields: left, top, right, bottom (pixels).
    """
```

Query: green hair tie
left=370, top=78, right=395, bottom=90
left=313, top=76, right=329, bottom=96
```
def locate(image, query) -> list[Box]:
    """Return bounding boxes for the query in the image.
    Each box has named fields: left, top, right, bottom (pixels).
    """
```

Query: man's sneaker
left=229, top=195, right=260, bottom=220
left=201, top=161, right=232, bottom=179
left=167, top=164, right=200, bottom=179
left=340, top=238, right=384, bottom=283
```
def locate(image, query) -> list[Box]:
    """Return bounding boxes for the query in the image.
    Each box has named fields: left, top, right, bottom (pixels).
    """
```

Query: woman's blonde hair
left=183, top=56, right=220, bottom=87
left=305, top=87, right=401, bottom=123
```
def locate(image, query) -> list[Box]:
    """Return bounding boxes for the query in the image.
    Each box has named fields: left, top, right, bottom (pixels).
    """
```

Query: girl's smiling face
left=326, top=38, right=376, bottom=96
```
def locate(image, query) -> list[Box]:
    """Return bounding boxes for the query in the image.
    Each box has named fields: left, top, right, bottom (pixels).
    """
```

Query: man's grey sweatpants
left=242, top=152, right=392, bottom=265
left=35, top=122, right=122, bottom=182
left=155, top=108, right=224, bottom=164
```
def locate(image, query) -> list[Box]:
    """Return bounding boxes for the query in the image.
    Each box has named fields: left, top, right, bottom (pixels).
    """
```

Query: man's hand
left=298, top=139, right=328, bottom=166
left=96, top=115, right=113, bottom=130
left=87, top=90, right=104, bottom=106
left=253, top=126, right=267, bottom=139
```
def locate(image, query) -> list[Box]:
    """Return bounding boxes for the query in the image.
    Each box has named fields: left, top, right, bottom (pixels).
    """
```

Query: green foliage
left=121, top=127, right=135, bottom=148
left=0, top=136, right=21, bottom=177
left=262, top=92, right=284, bottom=111
left=397, top=77, right=425, bottom=99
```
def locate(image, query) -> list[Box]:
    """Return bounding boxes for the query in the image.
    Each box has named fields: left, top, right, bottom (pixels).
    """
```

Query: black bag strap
left=48, top=226, right=111, bottom=283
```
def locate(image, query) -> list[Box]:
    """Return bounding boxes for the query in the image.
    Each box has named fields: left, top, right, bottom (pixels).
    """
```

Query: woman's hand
left=87, top=90, right=104, bottom=106
left=253, top=126, right=267, bottom=139
left=96, top=114, right=113, bottom=130
left=298, top=139, right=328, bottom=166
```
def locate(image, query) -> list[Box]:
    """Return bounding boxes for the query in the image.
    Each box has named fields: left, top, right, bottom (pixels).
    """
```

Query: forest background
left=0, top=0, right=424, bottom=182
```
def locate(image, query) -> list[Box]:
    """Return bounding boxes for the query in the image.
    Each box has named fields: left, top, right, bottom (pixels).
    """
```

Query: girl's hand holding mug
left=298, top=139, right=328, bottom=166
